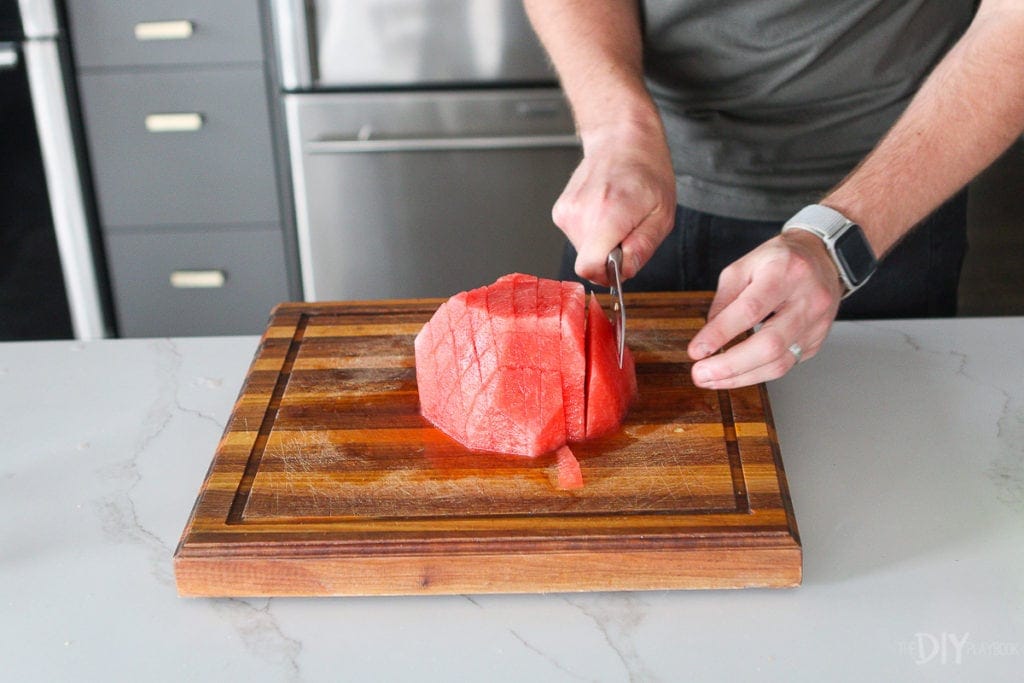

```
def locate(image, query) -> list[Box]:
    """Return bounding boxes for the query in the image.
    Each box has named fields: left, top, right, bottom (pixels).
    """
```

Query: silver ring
left=788, top=342, right=803, bottom=364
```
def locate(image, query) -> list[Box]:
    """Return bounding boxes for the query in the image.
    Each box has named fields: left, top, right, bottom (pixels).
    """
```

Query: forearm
left=523, top=0, right=661, bottom=144
left=524, top=0, right=676, bottom=281
left=823, top=0, right=1024, bottom=257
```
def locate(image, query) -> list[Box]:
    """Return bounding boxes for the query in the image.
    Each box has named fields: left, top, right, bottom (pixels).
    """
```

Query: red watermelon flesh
left=584, top=294, right=638, bottom=438
left=537, top=278, right=568, bottom=452
left=554, top=444, right=584, bottom=490
left=559, top=281, right=586, bottom=441
left=414, top=273, right=636, bottom=459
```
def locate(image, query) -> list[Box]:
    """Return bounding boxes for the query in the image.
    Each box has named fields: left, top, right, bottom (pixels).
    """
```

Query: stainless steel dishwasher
left=271, top=0, right=580, bottom=300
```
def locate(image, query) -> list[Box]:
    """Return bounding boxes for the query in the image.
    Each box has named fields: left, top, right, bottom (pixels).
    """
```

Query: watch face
left=835, top=225, right=877, bottom=286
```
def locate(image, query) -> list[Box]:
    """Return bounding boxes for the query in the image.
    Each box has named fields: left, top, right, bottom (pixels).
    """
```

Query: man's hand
left=553, top=120, right=677, bottom=286
left=687, top=230, right=843, bottom=389
left=522, top=0, right=674, bottom=286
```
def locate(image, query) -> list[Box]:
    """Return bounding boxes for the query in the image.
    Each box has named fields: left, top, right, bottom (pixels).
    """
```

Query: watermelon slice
left=414, top=273, right=638, bottom=476
left=559, top=281, right=587, bottom=442
left=553, top=445, right=584, bottom=491
left=584, top=293, right=638, bottom=438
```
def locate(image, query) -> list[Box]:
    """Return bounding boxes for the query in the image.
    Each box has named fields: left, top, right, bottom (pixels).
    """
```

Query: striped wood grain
left=174, top=293, right=801, bottom=596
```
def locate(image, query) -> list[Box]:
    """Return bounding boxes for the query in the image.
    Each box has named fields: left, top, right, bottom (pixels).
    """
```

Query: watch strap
left=783, top=205, right=851, bottom=241
left=781, top=205, right=877, bottom=297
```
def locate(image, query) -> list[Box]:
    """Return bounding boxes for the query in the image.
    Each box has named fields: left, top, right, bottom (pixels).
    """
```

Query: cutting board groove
left=174, top=293, right=800, bottom=596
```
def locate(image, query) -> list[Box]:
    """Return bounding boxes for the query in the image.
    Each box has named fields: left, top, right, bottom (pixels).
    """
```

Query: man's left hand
left=687, top=230, right=844, bottom=388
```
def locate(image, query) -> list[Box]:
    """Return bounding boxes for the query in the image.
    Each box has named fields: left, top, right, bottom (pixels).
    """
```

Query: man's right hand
left=522, top=0, right=675, bottom=285
left=551, top=120, right=677, bottom=287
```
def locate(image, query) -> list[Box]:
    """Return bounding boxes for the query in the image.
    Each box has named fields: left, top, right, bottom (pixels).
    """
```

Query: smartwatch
left=781, top=204, right=878, bottom=297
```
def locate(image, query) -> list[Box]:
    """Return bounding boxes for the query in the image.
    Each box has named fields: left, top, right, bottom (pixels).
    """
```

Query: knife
left=606, top=246, right=626, bottom=368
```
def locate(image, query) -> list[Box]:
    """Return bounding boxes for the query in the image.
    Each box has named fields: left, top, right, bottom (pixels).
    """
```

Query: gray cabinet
left=104, top=226, right=290, bottom=337
left=66, top=0, right=294, bottom=337
left=77, top=67, right=279, bottom=227
left=67, top=0, right=264, bottom=68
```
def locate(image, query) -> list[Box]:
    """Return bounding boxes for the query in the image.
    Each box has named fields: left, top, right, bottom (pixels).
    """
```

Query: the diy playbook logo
left=898, top=632, right=1020, bottom=665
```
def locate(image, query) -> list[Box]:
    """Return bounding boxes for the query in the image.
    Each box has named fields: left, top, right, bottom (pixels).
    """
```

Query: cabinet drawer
left=66, top=0, right=264, bottom=69
left=78, top=67, right=280, bottom=227
left=105, top=226, right=290, bottom=337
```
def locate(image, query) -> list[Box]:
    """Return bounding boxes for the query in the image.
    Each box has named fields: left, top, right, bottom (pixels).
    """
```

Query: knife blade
left=606, top=246, right=626, bottom=368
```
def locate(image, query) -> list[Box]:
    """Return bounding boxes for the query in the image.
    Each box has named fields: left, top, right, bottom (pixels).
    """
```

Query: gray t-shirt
left=642, top=0, right=976, bottom=220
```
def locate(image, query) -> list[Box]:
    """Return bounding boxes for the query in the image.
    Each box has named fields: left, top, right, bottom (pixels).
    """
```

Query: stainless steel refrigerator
left=270, top=0, right=580, bottom=300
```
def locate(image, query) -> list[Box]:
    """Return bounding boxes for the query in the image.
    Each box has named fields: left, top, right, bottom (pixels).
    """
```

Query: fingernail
left=695, top=367, right=713, bottom=385
left=693, top=343, right=712, bottom=359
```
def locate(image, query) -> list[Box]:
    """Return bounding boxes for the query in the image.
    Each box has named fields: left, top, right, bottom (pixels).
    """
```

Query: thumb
left=618, top=204, right=675, bottom=280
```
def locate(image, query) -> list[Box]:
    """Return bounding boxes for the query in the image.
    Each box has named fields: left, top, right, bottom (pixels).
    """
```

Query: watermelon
left=584, top=293, right=638, bottom=438
left=554, top=444, right=584, bottom=491
left=414, top=273, right=637, bottom=466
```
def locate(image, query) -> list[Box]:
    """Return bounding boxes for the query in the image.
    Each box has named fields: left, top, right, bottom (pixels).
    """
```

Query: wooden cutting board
left=174, top=293, right=800, bottom=596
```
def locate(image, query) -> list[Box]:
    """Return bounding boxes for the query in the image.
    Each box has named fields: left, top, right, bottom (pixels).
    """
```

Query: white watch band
left=783, top=205, right=851, bottom=241
left=781, top=205, right=874, bottom=297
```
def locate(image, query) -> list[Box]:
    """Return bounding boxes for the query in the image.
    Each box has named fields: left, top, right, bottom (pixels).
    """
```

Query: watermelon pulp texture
left=414, top=273, right=637, bottom=458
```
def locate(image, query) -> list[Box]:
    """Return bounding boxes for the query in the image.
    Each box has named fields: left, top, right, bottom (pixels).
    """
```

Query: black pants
left=559, top=192, right=969, bottom=319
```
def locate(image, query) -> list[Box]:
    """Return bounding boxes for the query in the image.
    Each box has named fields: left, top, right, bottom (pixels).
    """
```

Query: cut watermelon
left=553, top=445, right=584, bottom=491
left=584, top=294, right=638, bottom=438
left=559, top=281, right=587, bottom=442
left=414, top=273, right=637, bottom=472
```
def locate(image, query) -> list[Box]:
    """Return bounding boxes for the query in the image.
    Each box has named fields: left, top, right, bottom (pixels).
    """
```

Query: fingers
left=691, top=309, right=832, bottom=389
left=573, top=201, right=672, bottom=283
left=688, top=260, right=764, bottom=360
left=620, top=206, right=672, bottom=280
left=688, top=233, right=843, bottom=389
left=563, top=192, right=642, bottom=284
left=550, top=126, right=676, bottom=285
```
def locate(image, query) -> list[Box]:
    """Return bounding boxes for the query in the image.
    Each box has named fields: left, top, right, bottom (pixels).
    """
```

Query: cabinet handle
left=145, top=112, right=204, bottom=133
left=134, top=20, right=194, bottom=41
left=0, top=44, right=18, bottom=70
left=170, top=270, right=226, bottom=289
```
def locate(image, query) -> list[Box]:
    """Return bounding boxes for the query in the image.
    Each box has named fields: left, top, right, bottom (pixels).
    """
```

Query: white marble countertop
left=1, top=318, right=1021, bottom=681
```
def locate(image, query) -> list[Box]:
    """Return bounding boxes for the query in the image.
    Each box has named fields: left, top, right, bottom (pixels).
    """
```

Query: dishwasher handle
left=306, top=133, right=580, bottom=155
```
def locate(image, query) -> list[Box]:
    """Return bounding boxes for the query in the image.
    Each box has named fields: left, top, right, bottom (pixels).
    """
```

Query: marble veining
left=563, top=594, right=655, bottom=682
left=92, top=339, right=183, bottom=586
left=214, top=598, right=304, bottom=680
left=990, top=395, right=1024, bottom=510
left=879, top=321, right=1023, bottom=510
left=506, top=627, right=585, bottom=680
left=1, top=324, right=1021, bottom=681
